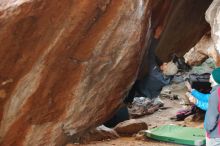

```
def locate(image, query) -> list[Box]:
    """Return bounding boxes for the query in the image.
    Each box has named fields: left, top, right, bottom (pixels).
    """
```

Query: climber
left=105, top=26, right=178, bottom=127
left=124, top=34, right=178, bottom=106
left=124, top=60, right=178, bottom=106
left=104, top=58, right=178, bottom=127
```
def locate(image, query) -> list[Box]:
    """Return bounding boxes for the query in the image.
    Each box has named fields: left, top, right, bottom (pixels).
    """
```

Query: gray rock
left=73, top=125, right=119, bottom=143
left=114, top=119, right=148, bottom=136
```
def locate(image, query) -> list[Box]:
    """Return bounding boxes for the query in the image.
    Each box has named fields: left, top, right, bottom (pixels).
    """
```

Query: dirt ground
left=73, top=137, right=178, bottom=146
left=72, top=83, right=204, bottom=146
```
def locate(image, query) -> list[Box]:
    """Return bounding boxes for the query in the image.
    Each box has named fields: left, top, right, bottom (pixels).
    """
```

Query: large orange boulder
left=0, top=0, right=213, bottom=145
left=0, top=0, right=150, bottom=145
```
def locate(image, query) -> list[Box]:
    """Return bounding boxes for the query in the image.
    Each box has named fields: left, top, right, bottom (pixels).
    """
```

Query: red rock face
left=0, top=0, right=213, bottom=145
left=0, top=0, right=150, bottom=145
left=155, top=0, right=212, bottom=61
left=138, top=0, right=212, bottom=79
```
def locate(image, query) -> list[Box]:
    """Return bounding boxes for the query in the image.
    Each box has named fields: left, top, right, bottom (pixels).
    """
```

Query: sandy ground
left=71, top=83, right=204, bottom=146
left=72, top=137, right=179, bottom=146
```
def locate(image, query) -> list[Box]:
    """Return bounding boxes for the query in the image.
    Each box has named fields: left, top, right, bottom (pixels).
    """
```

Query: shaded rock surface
left=138, top=0, right=212, bottom=79
left=0, top=0, right=213, bottom=146
left=114, top=119, right=148, bottom=136
left=155, top=0, right=212, bottom=61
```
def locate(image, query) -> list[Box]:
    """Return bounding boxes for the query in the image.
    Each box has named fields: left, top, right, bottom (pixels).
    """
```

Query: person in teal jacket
left=191, top=89, right=210, bottom=111
left=185, top=80, right=210, bottom=111
left=186, top=68, right=220, bottom=146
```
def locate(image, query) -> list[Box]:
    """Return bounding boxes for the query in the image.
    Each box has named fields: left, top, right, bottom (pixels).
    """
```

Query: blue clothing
left=191, top=90, right=210, bottom=111
left=191, top=89, right=210, bottom=102
left=124, top=37, right=172, bottom=103
left=137, top=67, right=171, bottom=98
left=137, top=38, right=172, bottom=99
left=196, top=100, right=208, bottom=111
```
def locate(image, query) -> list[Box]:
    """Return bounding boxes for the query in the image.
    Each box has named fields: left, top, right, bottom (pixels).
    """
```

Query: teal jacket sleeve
left=191, top=89, right=210, bottom=102
left=195, top=100, right=208, bottom=111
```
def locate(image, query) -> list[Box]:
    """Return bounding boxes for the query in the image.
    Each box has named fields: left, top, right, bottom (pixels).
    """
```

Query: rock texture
left=206, top=0, right=220, bottom=66
left=155, top=0, right=212, bottom=61
left=113, top=119, right=148, bottom=136
left=72, top=125, right=119, bottom=144
left=184, top=33, right=214, bottom=66
left=138, top=0, right=212, bottom=79
left=0, top=0, right=213, bottom=146
left=0, top=0, right=150, bottom=145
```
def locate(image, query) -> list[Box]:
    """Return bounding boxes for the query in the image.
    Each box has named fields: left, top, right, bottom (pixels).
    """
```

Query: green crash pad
left=145, top=125, right=206, bottom=146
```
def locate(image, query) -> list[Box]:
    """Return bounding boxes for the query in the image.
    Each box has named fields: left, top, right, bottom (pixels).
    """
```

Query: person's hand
left=185, top=81, right=192, bottom=92
left=189, top=95, right=197, bottom=104
left=186, top=92, right=197, bottom=104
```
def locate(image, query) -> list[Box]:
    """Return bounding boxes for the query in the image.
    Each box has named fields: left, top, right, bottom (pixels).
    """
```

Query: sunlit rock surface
left=206, top=0, right=220, bottom=66
left=184, top=33, right=214, bottom=66
left=0, top=0, right=150, bottom=145
left=0, top=0, right=213, bottom=145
